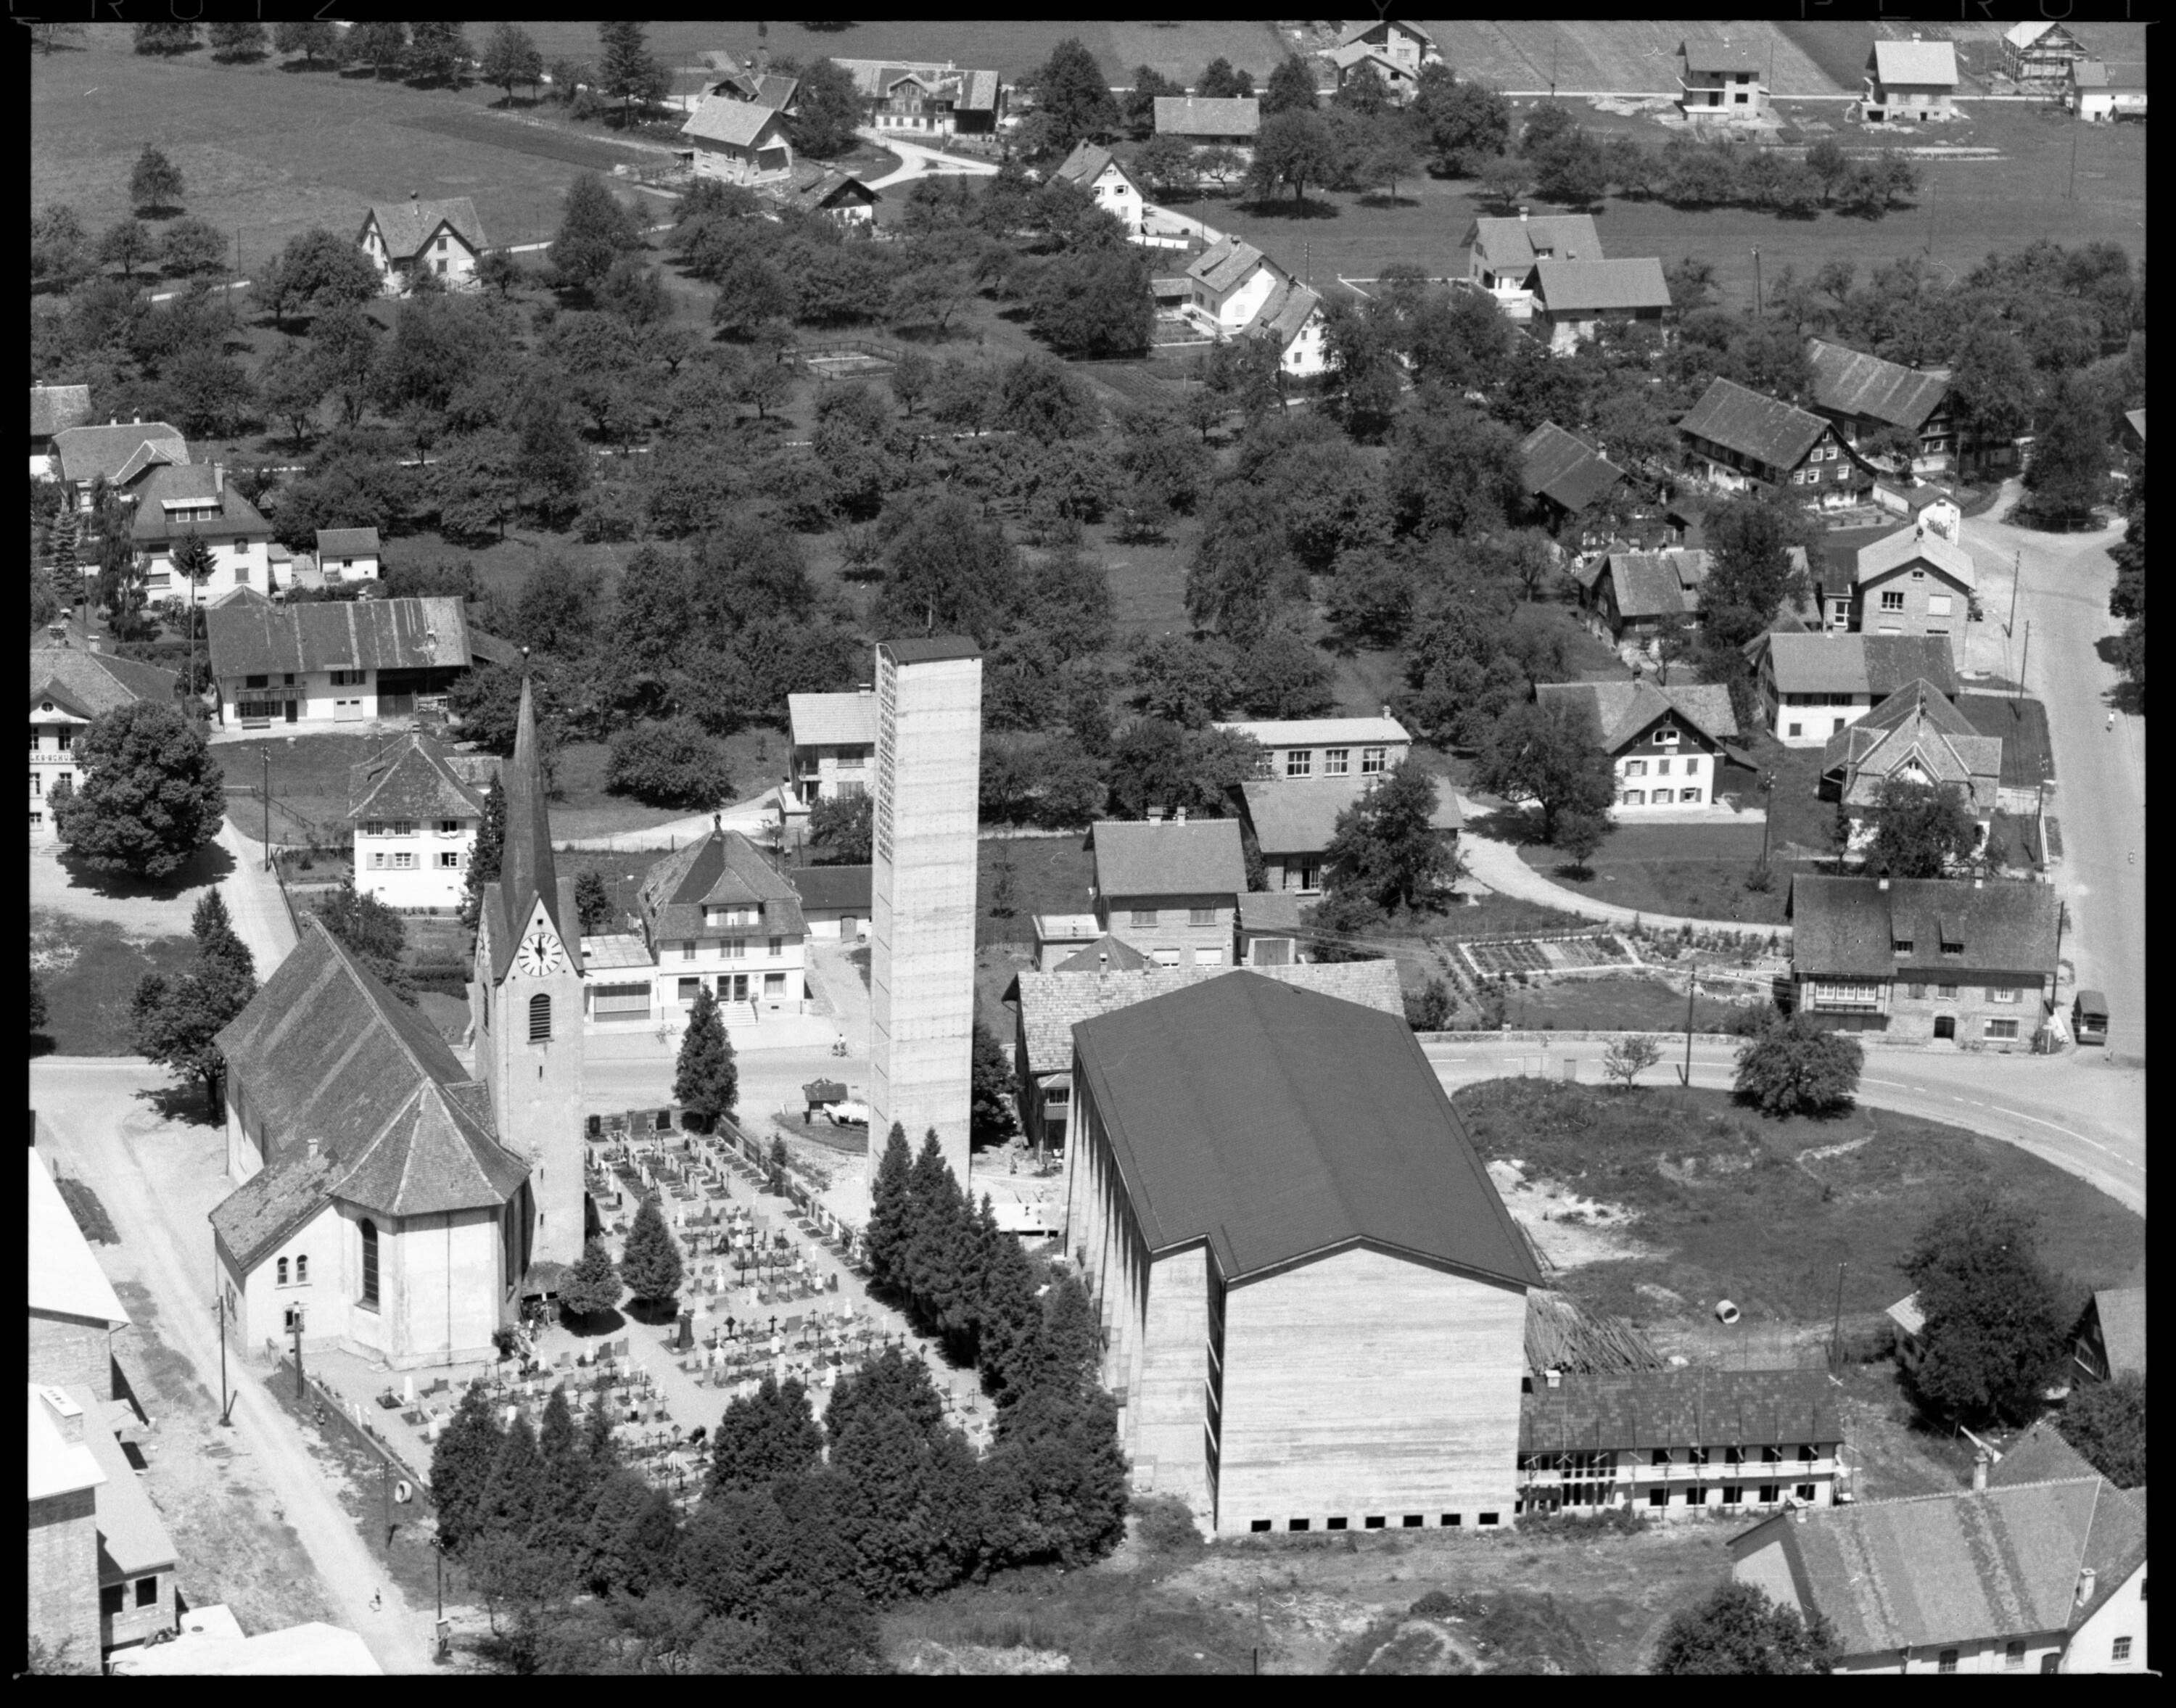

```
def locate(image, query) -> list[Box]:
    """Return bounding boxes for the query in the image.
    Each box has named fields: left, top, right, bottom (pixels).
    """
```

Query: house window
left=363, top=820, right=384, bottom=837
left=369, top=853, right=386, bottom=870
left=134, top=1574, right=157, bottom=1610
left=102, top=1583, right=125, bottom=1615
left=1938, top=1649, right=1958, bottom=1673
left=2005, top=1642, right=2026, bottom=1670
left=1880, top=590, right=1906, bottom=612
left=1285, top=750, right=1313, bottom=778
left=677, top=977, right=702, bottom=1002
left=388, top=821, right=415, bottom=836
left=722, top=937, right=746, bottom=960
left=297, top=1255, right=308, bottom=1282
left=1910, top=568, right=1924, bottom=580
left=1361, top=746, right=1388, bottom=775
left=1651, top=1448, right=1672, bottom=1466
left=437, top=819, right=461, bottom=834
left=1189, top=907, right=1215, bottom=926
left=767, top=936, right=783, bottom=958
left=1130, top=909, right=1158, bottom=928
left=1652, top=788, right=1674, bottom=805
left=1796, top=1482, right=1816, bottom=1502
left=439, top=851, right=460, bottom=869
left=1649, top=1487, right=1669, bottom=1506
left=1478, top=1513, right=1499, bottom=1527
left=329, top=669, right=365, bottom=687
left=435, top=259, right=447, bottom=276
left=1989, top=986, right=2019, bottom=1003
left=1985, top=1019, right=2019, bottom=1041
left=528, top=994, right=551, bottom=1041
left=2113, top=1637, right=2132, bottom=1662
left=1681, top=788, right=1702, bottom=804
left=392, top=852, right=414, bottom=870
left=360, top=1218, right=379, bottom=1308
left=1892, top=938, right=1913, bottom=957
left=277, top=1258, right=289, bottom=1285
left=1940, top=938, right=1963, bottom=957
left=1689, top=1446, right=1709, bottom=1466
left=1656, top=759, right=1671, bottom=776
left=1908, top=983, right=1926, bottom=999
left=1250, top=752, right=1276, bottom=779
left=1654, top=727, right=1679, bottom=746
left=1787, top=723, right=1802, bottom=737
left=1623, top=760, right=1647, bottom=777
left=1721, top=1485, right=1742, bottom=1506
left=1620, top=790, right=1646, bottom=806
left=1811, top=980, right=1882, bottom=1011
left=1937, top=983, right=1958, bottom=998
left=246, top=674, right=268, bottom=689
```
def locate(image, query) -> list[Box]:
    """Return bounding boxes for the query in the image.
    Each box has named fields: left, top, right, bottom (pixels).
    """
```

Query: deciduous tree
left=1902, top=1184, right=2072, bottom=1426
left=606, top=717, right=733, bottom=808
left=2060, top=1375, right=2145, bottom=1488
left=788, top=58, right=863, bottom=157
left=480, top=22, right=544, bottom=102
left=54, top=700, right=224, bottom=878
left=1025, top=38, right=1119, bottom=154
left=273, top=20, right=339, bottom=67
left=1472, top=697, right=1617, bottom=841
left=550, top=173, right=643, bottom=293
left=1322, top=757, right=1464, bottom=912
left=1866, top=777, right=1979, bottom=878
left=1602, top=1034, right=1662, bottom=1090
left=1731, top=1013, right=1864, bottom=1118
left=1653, top=1580, right=1839, bottom=1675
left=1248, top=110, right=1338, bottom=205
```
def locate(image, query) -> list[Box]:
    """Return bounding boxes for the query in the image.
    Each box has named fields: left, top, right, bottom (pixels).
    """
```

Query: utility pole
left=2017, top=617, right=2032, bottom=698
left=2051, top=899, right=2066, bottom=1005
left=1678, top=972, right=1697, bottom=1086
left=214, top=1282, right=233, bottom=1426
left=1752, top=247, right=1763, bottom=317
left=1829, top=1262, right=1847, bottom=1368
left=292, top=1308, right=305, bottom=1401
left=1759, top=770, right=1776, bottom=870
left=2006, top=548, right=2020, bottom=635
left=262, top=746, right=271, bottom=870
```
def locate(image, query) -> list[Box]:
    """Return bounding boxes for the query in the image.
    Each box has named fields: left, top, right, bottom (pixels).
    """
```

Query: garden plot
left=1456, top=933, right=1636, bottom=981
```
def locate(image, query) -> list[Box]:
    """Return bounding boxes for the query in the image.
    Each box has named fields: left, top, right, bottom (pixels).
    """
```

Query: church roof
left=487, top=676, right=577, bottom=981
left=210, top=920, right=527, bottom=1266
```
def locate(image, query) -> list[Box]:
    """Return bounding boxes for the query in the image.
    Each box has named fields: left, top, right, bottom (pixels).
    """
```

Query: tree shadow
left=621, top=1296, right=680, bottom=1327
left=1236, top=196, right=1342, bottom=221
left=560, top=1305, right=627, bottom=1339
left=132, top=1082, right=221, bottom=1127
left=52, top=838, right=236, bottom=902
left=276, top=57, right=342, bottom=74
left=30, top=1032, right=56, bottom=1059
left=1463, top=803, right=1544, bottom=845
left=1356, top=191, right=1421, bottom=210
left=1549, top=859, right=1599, bottom=882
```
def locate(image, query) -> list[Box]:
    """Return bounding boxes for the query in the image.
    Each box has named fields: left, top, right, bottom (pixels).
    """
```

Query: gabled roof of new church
left=210, top=920, right=529, bottom=1268
left=485, top=675, right=582, bottom=981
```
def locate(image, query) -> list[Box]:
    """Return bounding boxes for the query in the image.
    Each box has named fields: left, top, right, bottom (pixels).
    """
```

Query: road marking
left=1863, top=1078, right=2140, bottom=1171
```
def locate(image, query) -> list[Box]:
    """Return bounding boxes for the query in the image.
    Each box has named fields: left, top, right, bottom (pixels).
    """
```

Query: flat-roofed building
left=1217, top=714, right=1411, bottom=783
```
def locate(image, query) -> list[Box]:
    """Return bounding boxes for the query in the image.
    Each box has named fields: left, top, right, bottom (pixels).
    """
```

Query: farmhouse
left=703, top=57, right=801, bottom=113
left=1086, top=814, right=1245, bottom=968
left=1572, top=547, right=1706, bottom=645
left=1805, top=339, right=1957, bottom=474
left=1678, top=376, right=1875, bottom=508
left=29, top=641, right=178, bottom=839
left=788, top=862, right=871, bottom=942
left=1818, top=522, right=1977, bottom=656
left=1004, top=957, right=1404, bottom=1153
left=358, top=195, right=486, bottom=294
left=1786, top=874, right=2058, bottom=1044
left=1729, top=1472, right=2147, bottom=1672
left=2070, top=1274, right=2145, bottom=1384
left=1240, top=278, right=1329, bottom=377
left=2069, top=59, right=2148, bottom=122
left=30, top=384, right=92, bottom=478
left=50, top=417, right=187, bottom=513
left=133, top=464, right=276, bottom=603
left=1219, top=713, right=1411, bottom=782
left=346, top=732, right=496, bottom=912
left=1520, top=421, right=1625, bottom=536
left=205, top=590, right=481, bottom=727
left=1232, top=772, right=1460, bottom=899
left=834, top=59, right=1005, bottom=136
left=1748, top=630, right=1958, bottom=745
left=787, top=687, right=877, bottom=804
left=1530, top=257, right=1671, bottom=355
left=1534, top=680, right=1746, bottom=817
left=1153, top=96, right=1260, bottom=153
left=1862, top=36, right=1959, bottom=123
left=1518, top=1367, right=1845, bottom=1520
left=1823, top=680, right=2000, bottom=854
left=2002, top=21, right=2090, bottom=88
left=1052, top=141, right=1145, bottom=236
left=1327, top=21, right=1437, bottom=104
left=1677, top=39, right=1769, bottom=123
left=759, top=161, right=881, bottom=225
left=679, top=96, right=794, bottom=186
left=1461, top=210, right=1602, bottom=320
left=1182, top=235, right=1282, bottom=335
left=1065, top=974, right=1541, bottom=1535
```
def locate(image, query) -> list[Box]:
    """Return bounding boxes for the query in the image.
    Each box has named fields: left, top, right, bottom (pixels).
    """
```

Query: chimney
left=213, top=464, right=225, bottom=494
left=1544, top=1368, right=1560, bottom=1390
left=1518, top=205, right=1529, bottom=223
left=2077, top=1567, right=2097, bottom=1606
left=411, top=190, right=419, bottom=204
left=1877, top=876, right=1889, bottom=891
left=1174, top=806, right=1187, bottom=825
left=1971, top=1450, right=1989, bottom=1491
left=1381, top=704, right=1393, bottom=720
left=132, top=413, right=141, bottom=425
left=1098, top=951, right=1108, bottom=972
left=37, top=1385, right=86, bottom=1447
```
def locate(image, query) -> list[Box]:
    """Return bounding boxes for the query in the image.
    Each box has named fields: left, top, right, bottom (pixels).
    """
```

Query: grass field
left=1451, top=1079, right=2146, bottom=1326
left=1957, top=694, right=2053, bottom=790
left=1422, top=20, right=1847, bottom=97
left=30, top=31, right=655, bottom=268
left=1522, top=844, right=1813, bottom=929
left=30, top=909, right=198, bottom=1056
left=1479, top=973, right=1771, bottom=1034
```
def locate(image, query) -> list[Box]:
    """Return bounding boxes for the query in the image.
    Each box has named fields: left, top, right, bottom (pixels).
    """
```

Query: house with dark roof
left=577, top=823, right=809, bottom=1034
left=212, top=917, right=536, bottom=1369
left=1535, top=680, right=1746, bottom=817
left=787, top=687, right=877, bottom=805
left=1003, top=957, right=1403, bottom=1152
left=1065, top=973, right=1541, bottom=1535
left=1232, top=772, right=1460, bottom=899
left=205, top=590, right=479, bottom=727
left=2071, top=1273, right=2145, bottom=1385
left=50, top=417, right=188, bottom=513
left=1729, top=1470, right=2148, bottom=1672
left=1823, top=680, right=2001, bottom=852
left=30, top=641, right=179, bottom=838
left=31, top=384, right=93, bottom=476
left=1182, top=234, right=1284, bottom=336
left=1815, top=521, right=1977, bottom=659
left=313, top=527, right=382, bottom=585
left=132, top=463, right=276, bottom=602
left=1678, top=37, right=1769, bottom=121
left=1805, top=338, right=1957, bottom=474
left=833, top=58, right=1005, bottom=136
left=1327, top=21, right=1436, bottom=104
left=1052, top=141, right=1145, bottom=235
left=1573, top=547, right=1707, bottom=645
left=1787, top=874, right=2058, bottom=1044
left=755, top=160, right=881, bottom=224
left=788, top=862, right=871, bottom=941
left=1240, top=278, right=1330, bottom=378
left=1153, top=95, right=1260, bottom=151
left=1747, top=630, right=1958, bottom=745
left=1531, top=257, right=1670, bottom=355
left=1087, top=814, right=1246, bottom=968
left=2068, top=58, right=2147, bottom=122
left=2003, top=21, right=2090, bottom=88
left=679, top=95, right=794, bottom=185
left=347, top=732, right=494, bottom=911
left=702, top=55, right=801, bottom=115
left=1863, top=36, right=1960, bottom=123
left=1518, top=1366, right=1845, bottom=1520
left=358, top=195, right=487, bottom=294
left=1678, top=376, right=1876, bottom=508
left=1461, top=210, right=1603, bottom=319
left=1520, top=421, right=1626, bottom=535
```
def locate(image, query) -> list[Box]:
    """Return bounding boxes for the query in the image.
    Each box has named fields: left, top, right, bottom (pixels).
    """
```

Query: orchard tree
left=262, top=228, right=382, bottom=329
left=342, top=20, right=409, bottom=80
left=407, top=21, right=471, bottom=88
left=809, top=793, right=873, bottom=865
left=2021, top=374, right=2110, bottom=527
left=479, top=22, right=543, bottom=101
left=273, top=20, right=339, bottom=68
left=1732, top=1014, right=1863, bottom=1118
left=208, top=22, right=268, bottom=62
left=160, top=215, right=228, bottom=279
left=1322, top=758, right=1465, bottom=913
left=54, top=701, right=224, bottom=878
left=133, top=22, right=198, bottom=58
left=1264, top=54, right=1319, bottom=115
left=1901, top=1184, right=2072, bottom=1426
left=1248, top=110, right=1337, bottom=205
left=1653, top=1581, right=1839, bottom=1675
left=674, top=985, right=739, bottom=1131
left=1472, top=698, right=1617, bottom=841
left=1197, top=57, right=1254, bottom=99
left=606, top=717, right=733, bottom=808
left=131, top=890, right=260, bottom=1116
left=1602, top=1034, right=1663, bottom=1091
left=789, top=59, right=864, bottom=157
left=99, top=220, right=157, bottom=280
left=2060, top=1375, right=2145, bottom=1488
left=550, top=174, right=644, bottom=293
left=1553, top=806, right=1612, bottom=875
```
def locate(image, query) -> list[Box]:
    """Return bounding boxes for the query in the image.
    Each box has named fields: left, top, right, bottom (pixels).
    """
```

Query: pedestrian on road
left=371, top=1589, right=382, bottom=1612
left=2107, top=711, right=2116, bottom=730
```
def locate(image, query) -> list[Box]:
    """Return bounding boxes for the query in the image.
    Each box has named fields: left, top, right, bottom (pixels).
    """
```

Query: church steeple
left=490, top=671, right=569, bottom=976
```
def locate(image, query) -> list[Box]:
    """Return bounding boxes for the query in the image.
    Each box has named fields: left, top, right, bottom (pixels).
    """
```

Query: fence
left=271, top=1353, right=437, bottom=1518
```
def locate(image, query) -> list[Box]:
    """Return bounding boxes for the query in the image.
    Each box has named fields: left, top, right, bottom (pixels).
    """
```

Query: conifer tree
left=430, top=1383, right=506, bottom=1555
left=864, top=1122, right=913, bottom=1295
left=532, top=1385, right=588, bottom=1564
left=581, top=1374, right=620, bottom=1477
left=557, top=1235, right=621, bottom=1324
left=706, top=1373, right=824, bottom=1497
left=903, top=1130, right=966, bottom=1328
left=673, top=984, right=738, bottom=1129
left=975, top=1203, right=1044, bottom=1406
left=189, top=888, right=256, bottom=985
left=619, top=1194, right=684, bottom=1308
left=823, top=1346, right=946, bottom=1447
left=474, top=1411, right=545, bottom=1544
left=829, top=1393, right=981, bottom=1601
left=460, top=775, right=506, bottom=931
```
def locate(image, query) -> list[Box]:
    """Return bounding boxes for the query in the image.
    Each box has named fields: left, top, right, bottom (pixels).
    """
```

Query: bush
left=605, top=717, right=733, bottom=808
left=1130, top=1493, right=1203, bottom=1556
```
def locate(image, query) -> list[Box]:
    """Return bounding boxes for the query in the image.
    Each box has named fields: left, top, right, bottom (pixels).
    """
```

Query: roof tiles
left=205, top=595, right=471, bottom=678
left=1087, top=817, right=1246, bottom=899
left=1534, top=256, right=1671, bottom=315
left=363, top=196, right=486, bottom=260
left=1807, top=339, right=1949, bottom=432
left=1679, top=376, right=1831, bottom=471
left=1788, top=875, right=2059, bottom=979
left=1520, top=421, right=1625, bottom=513
left=1521, top=1366, right=1841, bottom=1451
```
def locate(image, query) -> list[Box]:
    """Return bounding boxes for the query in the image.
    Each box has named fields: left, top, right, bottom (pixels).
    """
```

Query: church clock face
left=517, top=928, right=564, bottom=976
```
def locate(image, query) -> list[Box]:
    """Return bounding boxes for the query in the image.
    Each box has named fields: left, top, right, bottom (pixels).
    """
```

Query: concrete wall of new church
left=1130, top=1244, right=1216, bottom=1521
left=1213, top=1247, right=1528, bottom=1534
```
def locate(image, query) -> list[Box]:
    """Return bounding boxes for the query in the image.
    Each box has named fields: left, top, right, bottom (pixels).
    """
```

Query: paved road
left=1958, top=489, right=2140, bottom=1059
left=860, top=128, right=998, bottom=189
left=1424, top=1041, right=2143, bottom=1214
left=31, top=1059, right=435, bottom=1674
left=1459, top=826, right=1790, bottom=942
left=215, top=820, right=299, bottom=977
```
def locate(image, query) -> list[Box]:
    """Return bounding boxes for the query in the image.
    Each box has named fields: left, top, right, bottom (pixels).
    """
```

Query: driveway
left=1958, top=484, right=2141, bottom=1058
left=860, top=128, right=999, bottom=189
left=32, top=1059, right=435, bottom=1673
left=1460, top=817, right=1791, bottom=942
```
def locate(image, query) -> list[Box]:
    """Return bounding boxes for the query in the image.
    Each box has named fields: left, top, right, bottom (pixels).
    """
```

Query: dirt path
left=33, top=1059, right=435, bottom=1673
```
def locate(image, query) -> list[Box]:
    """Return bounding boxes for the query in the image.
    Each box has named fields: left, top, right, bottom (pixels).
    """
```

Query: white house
left=2068, top=59, right=2147, bottom=122
left=205, top=590, right=481, bottom=727
left=786, top=688, right=877, bottom=804
left=313, top=527, right=382, bottom=585
left=346, top=733, right=497, bottom=912
left=133, top=464, right=276, bottom=603
left=1183, top=235, right=1283, bottom=336
left=1534, top=680, right=1746, bottom=817
left=678, top=96, right=795, bottom=185
left=1678, top=39, right=1769, bottom=123
left=358, top=196, right=486, bottom=294
left=1460, top=211, right=1604, bottom=321
left=1327, top=20, right=1438, bottom=104
left=49, top=418, right=187, bottom=514
left=1051, top=141, right=1145, bottom=236
left=1746, top=631, right=1958, bottom=746
left=1863, top=36, right=1960, bottom=123
left=1217, top=714, right=1412, bottom=782
left=1242, top=279, right=1330, bottom=378
left=29, top=641, right=178, bottom=840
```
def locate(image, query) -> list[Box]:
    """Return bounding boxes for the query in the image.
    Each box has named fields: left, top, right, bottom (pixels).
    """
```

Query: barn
left=1064, top=973, right=1541, bottom=1537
